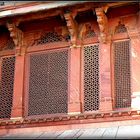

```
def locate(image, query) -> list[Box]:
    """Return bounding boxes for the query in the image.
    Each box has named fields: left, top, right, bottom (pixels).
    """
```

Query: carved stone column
left=64, top=12, right=81, bottom=114
left=99, top=42, right=113, bottom=112
left=68, top=48, right=81, bottom=114
left=11, top=55, right=25, bottom=119
left=6, top=21, right=25, bottom=119
left=127, top=27, right=140, bottom=110
left=95, top=8, right=112, bottom=111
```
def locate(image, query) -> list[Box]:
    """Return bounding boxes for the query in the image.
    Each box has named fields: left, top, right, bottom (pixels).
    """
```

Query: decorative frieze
left=31, top=26, right=70, bottom=46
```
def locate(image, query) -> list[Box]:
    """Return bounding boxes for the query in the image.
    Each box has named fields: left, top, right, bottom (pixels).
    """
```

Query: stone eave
left=0, top=1, right=136, bottom=19
left=0, top=1, right=88, bottom=19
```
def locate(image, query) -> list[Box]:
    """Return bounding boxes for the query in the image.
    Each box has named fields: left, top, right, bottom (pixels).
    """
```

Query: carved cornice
left=0, top=2, right=136, bottom=27
left=6, top=20, right=24, bottom=55
left=0, top=110, right=140, bottom=127
left=95, top=7, right=108, bottom=44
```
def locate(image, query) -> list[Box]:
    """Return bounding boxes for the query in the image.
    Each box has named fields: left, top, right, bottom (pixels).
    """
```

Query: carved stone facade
left=0, top=1, right=140, bottom=137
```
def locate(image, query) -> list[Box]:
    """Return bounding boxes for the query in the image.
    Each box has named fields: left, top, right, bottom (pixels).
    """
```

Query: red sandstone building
left=0, top=1, right=140, bottom=136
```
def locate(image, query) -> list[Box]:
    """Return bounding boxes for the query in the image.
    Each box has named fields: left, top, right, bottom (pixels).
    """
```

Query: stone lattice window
left=84, top=44, right=99, bottom=111
left=0, top=56, right=15, bottom=119
left=27, top=49, right=68, bottom=116
left=113, top=40, right=131, bottom=108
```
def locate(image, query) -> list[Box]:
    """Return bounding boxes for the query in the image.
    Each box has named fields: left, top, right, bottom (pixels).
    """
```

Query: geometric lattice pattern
left=84, top=45, right=99, bottom=111
left=28, top=49, right=68, bottom=116
left=85, top=30, right=96, bottom=39
left=114, top=40, right=131, bottom=108
left=32, top=31, right=69, bottom=46
left=0, top=56, right=15, bottom=119
left=115, top=22, right=127, bottom=34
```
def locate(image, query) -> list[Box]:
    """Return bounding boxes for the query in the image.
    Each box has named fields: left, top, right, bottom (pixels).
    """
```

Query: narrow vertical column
left=64, top=11, right=81, bottom=114
left=11, top=55, right=25, bottom=119
left=6, top=20, right=25, bottom=119
left=68, top=47, right=81, bottom=114
left=127, top=28, right=140, bottom=110
left=95, top=7, right=112, bottom=111
left=99, top=43, right=113, bottom=111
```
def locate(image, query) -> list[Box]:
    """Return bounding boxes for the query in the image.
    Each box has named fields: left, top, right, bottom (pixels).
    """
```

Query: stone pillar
left=99, top=43, right=113, bottom=111
left=68, top=47, right=81, bottom=114
left=11, top=55, right=25, bottom=119
left=95, top=7, right=112, bottom=111
left=127, top=28, right=140, bottom=110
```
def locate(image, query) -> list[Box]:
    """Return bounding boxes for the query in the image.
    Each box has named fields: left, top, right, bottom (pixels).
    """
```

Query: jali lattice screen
left=113, top=40, right=131, bottom=108
left=84, top=45, right=99, bottom=111
left=28, top=49, right=68, bottom=116
left=0, top=56, right=15, bottom=119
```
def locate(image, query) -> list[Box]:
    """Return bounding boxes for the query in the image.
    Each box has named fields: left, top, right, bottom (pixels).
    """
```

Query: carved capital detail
left=6, top=21, right=24, bottom=55
left=64, top=12, right=78, bottom=48
left=95, top=8, right=108, bottom=43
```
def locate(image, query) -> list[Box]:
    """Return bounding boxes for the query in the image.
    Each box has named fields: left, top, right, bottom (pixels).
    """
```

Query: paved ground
left=1, top=123, right=140, bottom=139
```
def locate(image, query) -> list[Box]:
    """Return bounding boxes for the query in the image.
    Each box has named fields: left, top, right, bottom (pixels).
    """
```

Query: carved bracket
left=64, top=12, right=78, bottom=48
left=95, top=8, right=108, bottom=43
left=78, top=24, right=87, bottom=41
left=6, top=21, right=24, bottom=55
